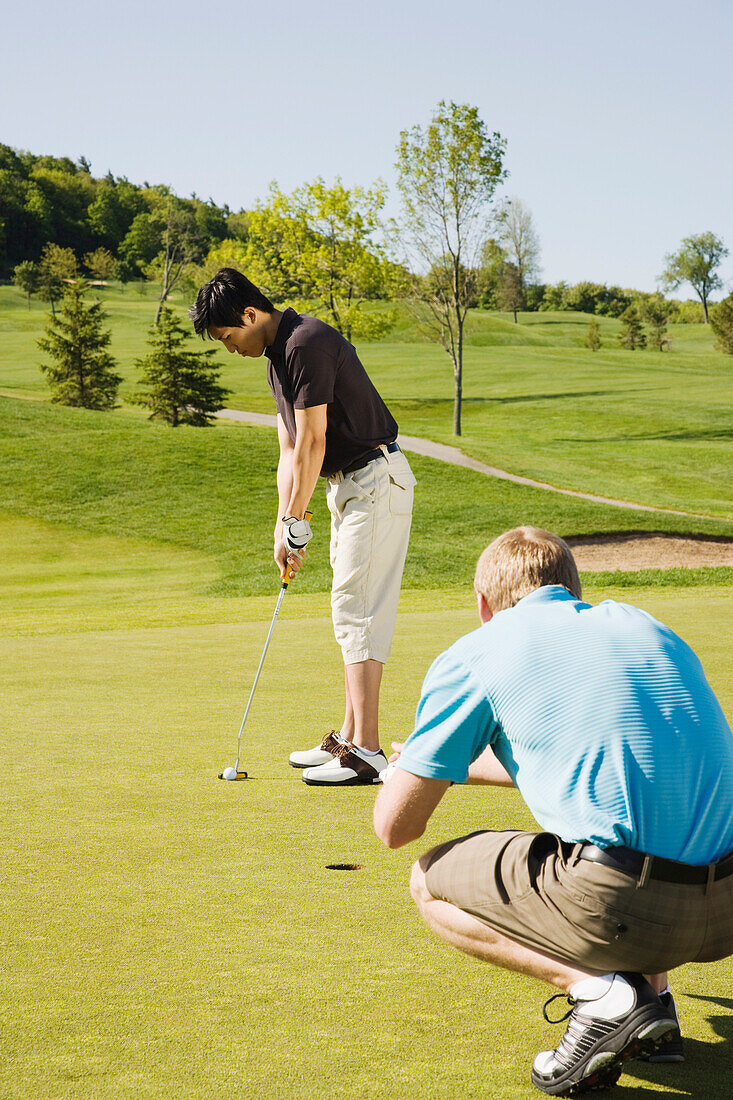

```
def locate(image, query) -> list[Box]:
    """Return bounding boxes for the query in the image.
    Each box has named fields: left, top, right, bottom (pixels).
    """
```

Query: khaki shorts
left=327, top=448, right=415, bottom=665
left=423, top=830, right=733, bottom=974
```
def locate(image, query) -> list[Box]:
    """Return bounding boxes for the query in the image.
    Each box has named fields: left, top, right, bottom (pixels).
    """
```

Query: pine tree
left=618, top=305, right=646, bottom=350
left=38, top=280, right=122, bottom=408
left=585, top=317, right=601, bottom=351
left=133, top=306, right=231, bottom=426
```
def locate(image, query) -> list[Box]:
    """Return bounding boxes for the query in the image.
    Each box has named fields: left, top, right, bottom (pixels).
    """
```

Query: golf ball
left=222, top=766, right=237, bottom=781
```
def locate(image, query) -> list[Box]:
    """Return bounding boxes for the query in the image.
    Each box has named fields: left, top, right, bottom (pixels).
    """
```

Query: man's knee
left=410, top=854, right=439, bottom=909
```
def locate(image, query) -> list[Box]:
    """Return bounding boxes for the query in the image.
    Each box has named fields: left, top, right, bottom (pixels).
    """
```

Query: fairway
left=1, top=587, right=732, bottom=1099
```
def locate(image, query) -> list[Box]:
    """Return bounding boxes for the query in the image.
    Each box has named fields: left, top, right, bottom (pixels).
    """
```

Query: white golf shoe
left=289, top=731, right=345, bottom=769
left=302, top=742, right=387, bottom=785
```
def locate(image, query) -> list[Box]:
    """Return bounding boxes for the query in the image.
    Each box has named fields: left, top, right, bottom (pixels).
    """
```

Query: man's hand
left=380, top=741, right=405, bottom=785
left=282, top=515, right=313, bottom=553
left=274, top=539, right=303, bottom=581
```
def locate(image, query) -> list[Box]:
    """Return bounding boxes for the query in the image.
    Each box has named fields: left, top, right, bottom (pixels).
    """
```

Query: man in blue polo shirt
left=374, top=526, right=733, bottom=1097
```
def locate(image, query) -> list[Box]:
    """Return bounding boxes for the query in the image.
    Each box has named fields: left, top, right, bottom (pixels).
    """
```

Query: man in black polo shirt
left=190, top=268, right=415, bottom=785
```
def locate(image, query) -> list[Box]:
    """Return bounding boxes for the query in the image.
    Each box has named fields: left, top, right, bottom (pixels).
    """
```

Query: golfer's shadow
left=614, top=995, right=733, bottom=1098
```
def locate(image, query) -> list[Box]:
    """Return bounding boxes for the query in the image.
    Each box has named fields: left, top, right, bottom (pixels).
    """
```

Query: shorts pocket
left=558, top=890, right=673, bottom=937
left=387, top=456, right=416, bottom=516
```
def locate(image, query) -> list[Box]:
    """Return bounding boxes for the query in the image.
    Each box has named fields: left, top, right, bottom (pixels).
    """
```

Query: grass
left=0, top=398, right=731, bottom=609
left=1, top=285, right=731, bottom=520
left=1, top=283, right=732, bottom=1096
left=1, top=585, right=732, bottom=1098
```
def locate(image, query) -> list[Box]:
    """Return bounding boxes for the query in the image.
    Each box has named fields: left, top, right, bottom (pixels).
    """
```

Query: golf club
left=218, top=510, right=312, bottom=781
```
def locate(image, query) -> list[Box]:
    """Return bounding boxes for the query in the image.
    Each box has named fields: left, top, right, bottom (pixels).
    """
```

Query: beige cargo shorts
left=423, top=830, right=733, bottom=974
left=327, top=446, right=415, bottom=665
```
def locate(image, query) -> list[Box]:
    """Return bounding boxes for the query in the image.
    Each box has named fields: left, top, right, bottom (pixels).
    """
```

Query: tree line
left=4, top=103, right=732, bottom=435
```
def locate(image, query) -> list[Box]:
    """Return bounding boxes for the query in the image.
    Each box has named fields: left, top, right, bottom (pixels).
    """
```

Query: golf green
left=1, top=588, right=731, bottom=1097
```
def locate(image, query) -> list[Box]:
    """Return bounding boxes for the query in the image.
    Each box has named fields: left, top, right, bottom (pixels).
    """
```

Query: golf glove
left=282, top=516, right=313, bottom=553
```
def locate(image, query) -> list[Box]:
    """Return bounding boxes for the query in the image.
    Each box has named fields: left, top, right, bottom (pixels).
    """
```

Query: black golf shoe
left=531, top=972, right=677, bottom=1095
left=641, top=991, right=684, bottom=1063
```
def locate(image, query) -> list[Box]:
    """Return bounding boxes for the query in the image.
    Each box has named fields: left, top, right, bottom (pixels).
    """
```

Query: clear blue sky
left=2, top=0, right=732, bottom=292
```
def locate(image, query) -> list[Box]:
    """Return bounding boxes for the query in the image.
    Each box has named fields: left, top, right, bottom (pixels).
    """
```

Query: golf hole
left=325, top=863, right=363, bottom=871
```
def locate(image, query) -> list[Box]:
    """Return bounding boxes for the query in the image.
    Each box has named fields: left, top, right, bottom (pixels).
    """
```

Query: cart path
left=215, top=408, right=718, bottom=522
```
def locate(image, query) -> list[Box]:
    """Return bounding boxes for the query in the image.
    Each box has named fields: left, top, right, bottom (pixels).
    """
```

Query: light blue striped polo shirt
left=398, top=585, right=733, bottom=864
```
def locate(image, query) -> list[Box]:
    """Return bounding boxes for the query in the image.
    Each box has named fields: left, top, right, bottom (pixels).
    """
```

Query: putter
left=219, top=510, right=311, bottom=781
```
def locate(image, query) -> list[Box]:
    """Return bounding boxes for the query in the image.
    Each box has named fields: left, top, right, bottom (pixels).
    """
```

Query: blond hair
left=474, top=527, right=582, bottom=612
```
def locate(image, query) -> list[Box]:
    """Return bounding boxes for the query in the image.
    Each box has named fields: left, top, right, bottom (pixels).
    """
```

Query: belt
left=340, top=441, right=400, bottom=476
left=577, top=843, right=733, bottom=886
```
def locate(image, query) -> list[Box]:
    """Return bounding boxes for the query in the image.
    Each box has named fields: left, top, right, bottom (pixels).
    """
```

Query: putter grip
left=283, top=509, right=313, bottom=587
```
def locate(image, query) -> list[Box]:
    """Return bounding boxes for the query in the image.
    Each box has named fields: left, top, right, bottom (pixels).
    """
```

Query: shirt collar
left=265, top=307, right=299, bottom=360
left=514, top=585, right=580, bottom=608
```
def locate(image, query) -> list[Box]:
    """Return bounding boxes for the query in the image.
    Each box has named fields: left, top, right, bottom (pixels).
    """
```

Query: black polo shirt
left=265, top=308, right=398, bottom=477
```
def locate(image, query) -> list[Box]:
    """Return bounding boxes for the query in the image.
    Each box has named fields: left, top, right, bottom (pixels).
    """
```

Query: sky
left=2, top=0, right=732, bottom=292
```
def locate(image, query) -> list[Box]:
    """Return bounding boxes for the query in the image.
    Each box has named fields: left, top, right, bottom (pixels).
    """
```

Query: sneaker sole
left=289, top=758, right=334, bottom=769
left=531, top=1013, right=676, bottom=1096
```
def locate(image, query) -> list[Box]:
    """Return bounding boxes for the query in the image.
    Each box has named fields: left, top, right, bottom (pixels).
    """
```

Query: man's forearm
left=275, top=449, right=294, bottom=538
left=286, top=435, right=325, bottom=519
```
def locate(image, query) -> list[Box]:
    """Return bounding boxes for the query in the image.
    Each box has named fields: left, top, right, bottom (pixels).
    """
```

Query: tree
left=395, top=101, right=507, bottom=434
left=146, top=195, right=206, bottom=324
left=497, top=197, right=541, bottom=292
left=38, top=280, right=122, bottom=407
left=497, top=262, right=523, bottom=322
left=13, top=260, right=41, bottom=308
left=38, top=242, right=78, bottom=315
left=475, top=238, right=507, bottom=308
left=242, top=178, right=396, bottom=340
left=585, top=318, right=601, bottom=351
left=660, top=232, right=728, bottom=323
left=84, top=246, right=115, bottom=281
left=618, top=305, right=646, bottom=349
left=132, top=306, right=231, bottom=425
left=640, top=293, right=672, bottom=351
left=87, top=177, right=145, bottom=249
left=710, top=293, right=733, bottom=354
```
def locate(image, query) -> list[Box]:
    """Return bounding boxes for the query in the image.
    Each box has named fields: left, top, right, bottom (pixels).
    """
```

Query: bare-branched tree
left=395, top=101, right=506, bottom=435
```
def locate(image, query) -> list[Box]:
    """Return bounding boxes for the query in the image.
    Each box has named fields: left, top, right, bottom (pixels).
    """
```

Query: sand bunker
left=567, top=534, right=733, bottom=572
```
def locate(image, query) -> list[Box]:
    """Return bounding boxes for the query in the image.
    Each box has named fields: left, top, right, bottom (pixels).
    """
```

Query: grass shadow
left=616, top=994, right=733, bottom=1097
left=391, top=390, right=633, bottom=411
left=564, top=428, right=733, bottom=444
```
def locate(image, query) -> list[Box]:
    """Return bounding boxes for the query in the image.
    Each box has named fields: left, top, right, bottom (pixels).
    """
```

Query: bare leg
left=340, top=668, right=355, bottom=742
left=344, top=659, right=383, bottom=752
left=644, top=973, right=668, bottom=994
left=411, top=859, right=600, bottom=993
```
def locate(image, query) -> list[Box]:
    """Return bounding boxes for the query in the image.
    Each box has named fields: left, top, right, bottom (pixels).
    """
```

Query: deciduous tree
left=38, top=242, right=78, bottom=315
left=640, top=293, right=672, bottom=351
left=38, top=280, right=121, bottom=407
left=660, top=232, right=728, bottom=323
left=242, top=179, right=396, bottom=340
left=395, top=101, right=506, bottom=434
left=132, top=306, right=231, bottom=425
left=710, top=293, right=733, bottom=354
left=13, top=260, right=41, bottom=308
left=497, top=262, right=523, bottom=322
left=497, top=197, right=541, bottom=291
left=84, top=246, right=116, bottom=281
left=585, top=317, right=601, bottom=351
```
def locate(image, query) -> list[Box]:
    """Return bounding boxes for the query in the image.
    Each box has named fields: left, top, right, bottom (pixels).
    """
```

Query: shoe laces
left=542, top=992, right=577, bottom=1024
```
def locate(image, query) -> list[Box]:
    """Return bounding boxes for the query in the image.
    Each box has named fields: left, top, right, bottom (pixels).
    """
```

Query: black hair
left=188, top=268, right=275, bottom=336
